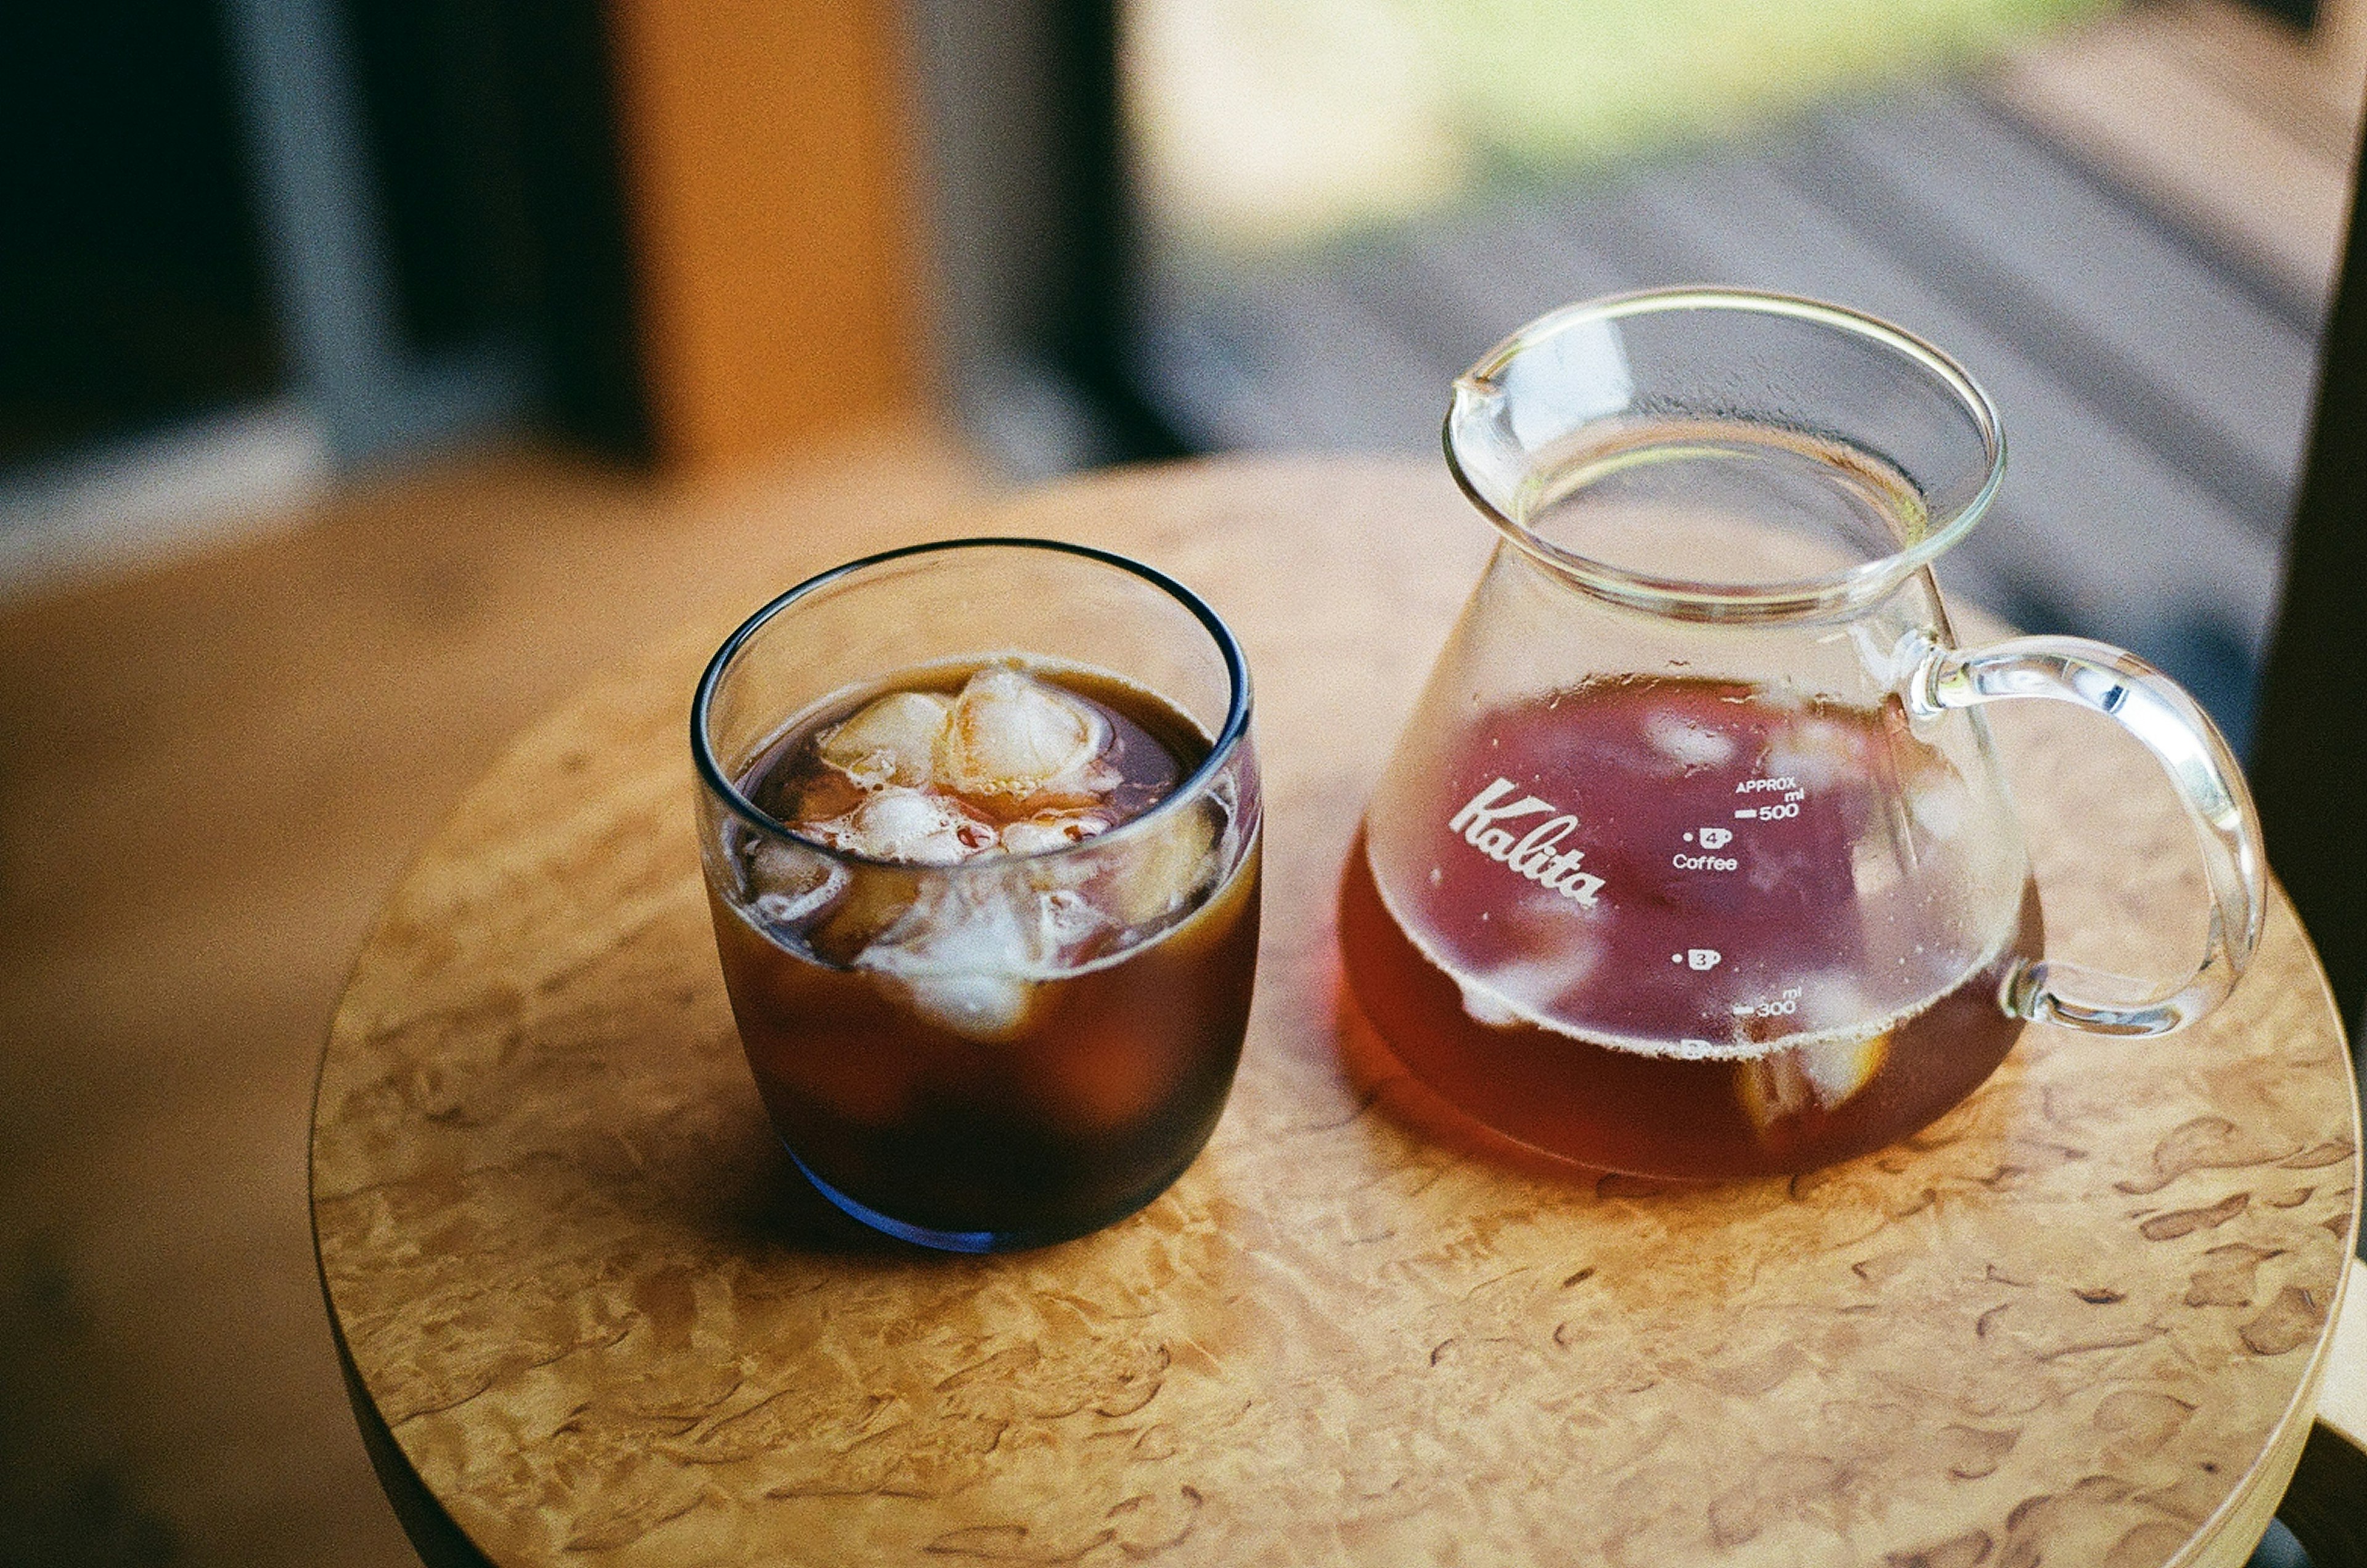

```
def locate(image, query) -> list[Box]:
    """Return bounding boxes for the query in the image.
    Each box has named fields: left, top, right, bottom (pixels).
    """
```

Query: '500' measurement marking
left=1449, top=778, right=1606, bottom=907
left=1734, top=777, right=1806, bottom=821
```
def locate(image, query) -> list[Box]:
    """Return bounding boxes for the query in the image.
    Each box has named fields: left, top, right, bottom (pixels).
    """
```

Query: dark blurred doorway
left=0, top=4, right=285, bottom=468
left=0, top=0, right=644, bottom=579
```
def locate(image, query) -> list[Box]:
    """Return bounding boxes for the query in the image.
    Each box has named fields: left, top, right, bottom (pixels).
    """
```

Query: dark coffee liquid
left=1343, top=677, right=2038, bottom=1177
left=712, top=663, right=1258, bottom=1244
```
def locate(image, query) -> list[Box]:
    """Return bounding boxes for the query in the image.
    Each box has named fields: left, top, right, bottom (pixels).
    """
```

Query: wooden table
left=312, top=457, right=2362, bottom=1568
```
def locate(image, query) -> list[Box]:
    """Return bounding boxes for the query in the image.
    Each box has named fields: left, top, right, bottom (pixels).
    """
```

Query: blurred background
left=2, top=1, right=2360, bottom=1563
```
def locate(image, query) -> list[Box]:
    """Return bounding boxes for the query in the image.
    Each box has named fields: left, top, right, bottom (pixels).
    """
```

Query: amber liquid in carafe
left=1341, top=676, right=2039, bottom=1178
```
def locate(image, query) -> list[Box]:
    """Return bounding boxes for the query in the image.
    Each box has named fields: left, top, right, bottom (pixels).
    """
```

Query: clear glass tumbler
left=693, top=539, right=1262, bottom=1250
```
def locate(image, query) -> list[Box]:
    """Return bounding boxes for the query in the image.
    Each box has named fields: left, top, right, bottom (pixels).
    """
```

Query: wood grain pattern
left=313, top=457, right=2361, bottom=1567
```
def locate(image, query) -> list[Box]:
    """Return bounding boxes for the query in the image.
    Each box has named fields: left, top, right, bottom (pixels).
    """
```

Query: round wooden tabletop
left=313, top=457, right=2360, bottom=1568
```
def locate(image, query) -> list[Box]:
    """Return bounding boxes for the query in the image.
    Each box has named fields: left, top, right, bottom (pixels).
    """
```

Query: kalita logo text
left=1446, top=778, right=1606, bottom=907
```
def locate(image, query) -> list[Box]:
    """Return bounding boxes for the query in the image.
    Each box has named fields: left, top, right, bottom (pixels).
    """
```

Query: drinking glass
left=694, top=539, right=1262, bottom=1249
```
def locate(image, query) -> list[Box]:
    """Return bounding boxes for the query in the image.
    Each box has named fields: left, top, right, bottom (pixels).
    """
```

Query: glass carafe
left=1343, top=289, right=2263, bottom=1178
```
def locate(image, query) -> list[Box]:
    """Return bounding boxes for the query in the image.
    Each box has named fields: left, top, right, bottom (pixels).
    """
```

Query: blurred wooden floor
left=0, top=428, right=994, bottom=1566
left=1139, top=0, right=2367, bottom=756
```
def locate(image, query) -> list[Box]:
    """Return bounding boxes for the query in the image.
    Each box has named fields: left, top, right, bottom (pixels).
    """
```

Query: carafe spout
left=1442, top=376, right=1524, bottom=521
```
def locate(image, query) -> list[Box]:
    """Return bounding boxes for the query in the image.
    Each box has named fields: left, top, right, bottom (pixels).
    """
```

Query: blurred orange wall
left=605, top=0, right=925, bottom=471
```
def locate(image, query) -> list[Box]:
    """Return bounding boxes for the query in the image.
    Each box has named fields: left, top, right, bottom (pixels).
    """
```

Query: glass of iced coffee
left=693, top=539, right=1261, bottom=1251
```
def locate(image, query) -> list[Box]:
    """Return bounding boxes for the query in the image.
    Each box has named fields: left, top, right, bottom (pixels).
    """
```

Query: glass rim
left=1443, top=286, right=2008, bottom=620
left=691, top=536, right=1254, bottom=870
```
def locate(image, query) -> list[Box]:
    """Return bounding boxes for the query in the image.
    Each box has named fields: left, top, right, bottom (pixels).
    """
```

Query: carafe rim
left=1442, top=287, right=2006, bottom=624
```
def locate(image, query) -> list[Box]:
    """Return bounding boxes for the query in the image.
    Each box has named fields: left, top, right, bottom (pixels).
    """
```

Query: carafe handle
left=1903, top=634, right=2265, bottom=1037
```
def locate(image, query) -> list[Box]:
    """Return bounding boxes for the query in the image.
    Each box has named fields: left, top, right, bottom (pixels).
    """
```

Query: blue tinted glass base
left=785, top=1144, right=1200, bottom=1254
left=788, top=1151, right=1016, bottom=1254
